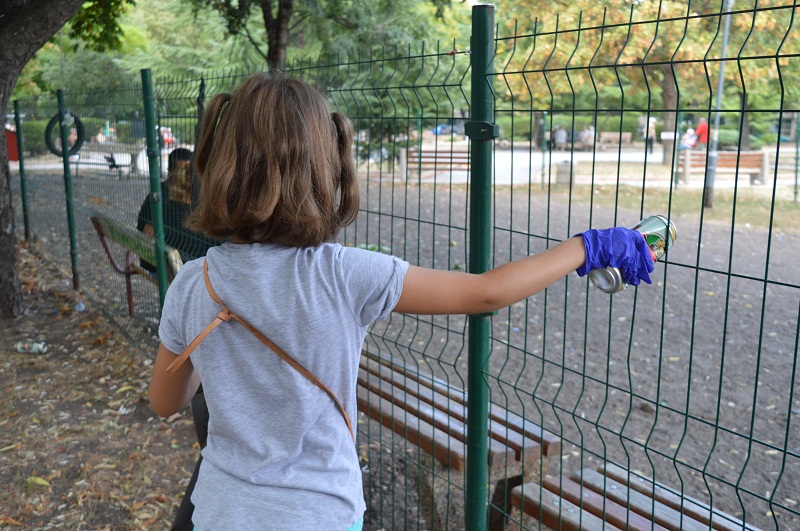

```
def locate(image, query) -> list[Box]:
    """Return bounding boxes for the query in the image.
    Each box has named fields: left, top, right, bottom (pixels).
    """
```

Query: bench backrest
left=92, top=214, right=159, bottom=265
left=361, top=349, right=561, bottom=456
left=598, top=131, right=633, bottom=143
left=406, top=147, right=471, bottom=165
left=681, top=150, right=764, bottom=168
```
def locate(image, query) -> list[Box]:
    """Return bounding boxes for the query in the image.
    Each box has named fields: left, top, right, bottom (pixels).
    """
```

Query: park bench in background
left=679, top=150, right=767, bottom=185
left=509, top=462, right=761, bottom=531
left=75, top=143, right=140, bottom=178
left=357, top=349, right=561, bottom=531
left=398, top=147, right=470, bottom=179
left=598, top=131, right=634, bottom=150
left=90, top=213, right=181, bottom=316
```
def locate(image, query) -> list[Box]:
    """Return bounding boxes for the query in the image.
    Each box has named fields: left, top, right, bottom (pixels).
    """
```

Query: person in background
left=694, top=117, right=709, bottom=149
left=680, top=128, right=697, bottom=150
left=148, top=74, right=655, bottom=530
left=554, top=125, right=568, bottom=151
left=137, top=148, right=215, bottom=274
left=646, top=118, right=657, bottom=154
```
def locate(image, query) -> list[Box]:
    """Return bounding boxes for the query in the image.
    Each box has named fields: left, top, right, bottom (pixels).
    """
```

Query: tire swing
left=45, top=111, right=85, bottom=157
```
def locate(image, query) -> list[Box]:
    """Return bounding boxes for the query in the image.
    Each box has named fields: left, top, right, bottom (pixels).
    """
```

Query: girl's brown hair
left=187, top=74, right=359, bottom=247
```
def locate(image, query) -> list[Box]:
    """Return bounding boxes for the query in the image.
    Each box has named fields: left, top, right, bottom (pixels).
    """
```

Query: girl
left=149, top=73, right=654, bottom=530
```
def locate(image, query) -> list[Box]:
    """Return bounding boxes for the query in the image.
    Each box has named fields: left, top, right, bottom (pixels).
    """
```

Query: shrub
left=81, top=117, right=106, bottom=141
left=19, top=119, right=49, bottom=156
left=717, top=129, right=763, bottom=151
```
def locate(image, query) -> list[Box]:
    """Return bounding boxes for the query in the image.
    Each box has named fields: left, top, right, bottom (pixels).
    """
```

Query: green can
left=588, top=215, right=677, bottom=293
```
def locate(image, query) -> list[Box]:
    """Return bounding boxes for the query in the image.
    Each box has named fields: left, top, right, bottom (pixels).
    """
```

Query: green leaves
left=69, top=0, right=136, bottom=52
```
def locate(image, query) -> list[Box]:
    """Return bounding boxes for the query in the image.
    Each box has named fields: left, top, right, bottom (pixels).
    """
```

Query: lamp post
left=704, top=0, right=734, bottom=209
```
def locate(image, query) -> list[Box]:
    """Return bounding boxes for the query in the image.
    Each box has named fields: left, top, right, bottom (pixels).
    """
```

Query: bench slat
left=543, top=476, right=671, bottom=531
left=358, top=365, right=539, bottom=464
left=357, top=386, right=517, bottom=471
left=602, top=463, right=760, bottom=531
left=511, top=482, right=614, bottom=531
left=404, top=148, right=471, bottom=173
left=598, top=132, right=633, bottom=144
left=362, top=350, right=561, bottom=456
left=92, top=215, right=159, bottom=265
left=574, top=468, right=710, bottom=531
left=680, top=151, right=764, bottom=172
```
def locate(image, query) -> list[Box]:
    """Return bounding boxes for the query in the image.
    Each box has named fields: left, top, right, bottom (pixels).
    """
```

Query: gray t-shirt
left=159, top=242, right=408, bottom=529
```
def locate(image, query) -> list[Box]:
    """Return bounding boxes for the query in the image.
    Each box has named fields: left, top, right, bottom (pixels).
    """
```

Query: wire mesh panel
left=489, top=3, right=799, bottom=530
left=284, top=47, right=476, bottom=530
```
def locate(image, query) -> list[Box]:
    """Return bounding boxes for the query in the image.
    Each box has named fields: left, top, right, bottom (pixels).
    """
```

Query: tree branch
left=288, top=13, right=308, bottom=32
left=243, top=24, right=270, bottom=64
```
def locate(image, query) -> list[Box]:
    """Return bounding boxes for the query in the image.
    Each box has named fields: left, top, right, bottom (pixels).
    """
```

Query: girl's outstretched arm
left=394, top=236, right=586, bottom=316
left=149, top=343, right=201, bottom=417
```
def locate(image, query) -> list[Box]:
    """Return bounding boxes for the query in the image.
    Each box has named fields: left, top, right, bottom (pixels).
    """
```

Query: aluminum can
left=589, top=215, right=677, bottom=294
left=15, top=341, right=48, bottom=354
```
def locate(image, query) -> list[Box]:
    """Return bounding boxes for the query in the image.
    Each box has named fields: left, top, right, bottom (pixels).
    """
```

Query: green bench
left=90, top=213, right=182, bottom=316
left=357, top=349, right=561, bottom=531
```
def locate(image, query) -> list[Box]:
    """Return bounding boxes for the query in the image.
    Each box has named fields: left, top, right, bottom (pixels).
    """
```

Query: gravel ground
left=7, top=162, right=800, bottom=530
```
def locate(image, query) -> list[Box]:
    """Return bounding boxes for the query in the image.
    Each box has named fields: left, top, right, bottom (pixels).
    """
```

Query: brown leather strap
left=166, top=259, right=354, bottom=442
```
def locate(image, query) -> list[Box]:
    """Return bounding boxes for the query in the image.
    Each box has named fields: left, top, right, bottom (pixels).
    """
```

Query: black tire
left=45, top=112, right=85, bottom=157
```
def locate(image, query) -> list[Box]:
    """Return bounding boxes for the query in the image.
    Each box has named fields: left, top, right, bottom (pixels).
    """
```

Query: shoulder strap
left=165, top=259, right=355, bottom=442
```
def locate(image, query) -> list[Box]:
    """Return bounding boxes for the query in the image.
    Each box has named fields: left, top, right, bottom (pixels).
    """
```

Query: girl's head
left=188, top=74, right=359, bottom=247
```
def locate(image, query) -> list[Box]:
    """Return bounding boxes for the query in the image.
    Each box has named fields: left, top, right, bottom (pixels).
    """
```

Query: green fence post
left=13, top=101, right=30, bottom=241
left=141, top=69, right=169, bottom=308
left=465, top=4, right=497, bottom=530
left=56, top=90, right=80, bottom=290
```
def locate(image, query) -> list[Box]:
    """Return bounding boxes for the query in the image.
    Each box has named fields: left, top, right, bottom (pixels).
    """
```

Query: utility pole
left=704, top=0, right=734, bottom=208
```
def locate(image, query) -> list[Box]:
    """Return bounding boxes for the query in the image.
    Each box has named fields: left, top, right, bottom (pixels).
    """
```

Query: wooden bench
left=598, top=131, right=634, bottom=150
left=90, top=213, right=182, bottom=316
left=357, top=349, right=561, bottom=531
left=509, top=463, right=761, bottom=531
left=398, top=147, right=470, bottom=179
left=679, top=150, right=767, bottom=185
left=544, top=131, right=592, bottom=151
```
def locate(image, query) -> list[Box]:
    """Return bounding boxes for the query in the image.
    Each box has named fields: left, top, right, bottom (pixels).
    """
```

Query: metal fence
left=8, top=3, right=800, bottom=530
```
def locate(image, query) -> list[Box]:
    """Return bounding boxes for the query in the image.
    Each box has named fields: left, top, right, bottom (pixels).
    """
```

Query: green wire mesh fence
left=488, top=3, right=799, bottom=531
left=8, top=3, right=799, bottom=530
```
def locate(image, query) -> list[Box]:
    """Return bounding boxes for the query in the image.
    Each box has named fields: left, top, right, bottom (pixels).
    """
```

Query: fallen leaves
left=0, top=243, right=198, bottom=528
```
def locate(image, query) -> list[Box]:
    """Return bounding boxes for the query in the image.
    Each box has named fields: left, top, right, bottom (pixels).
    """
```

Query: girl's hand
left=575, top=227, right=655, bottom=286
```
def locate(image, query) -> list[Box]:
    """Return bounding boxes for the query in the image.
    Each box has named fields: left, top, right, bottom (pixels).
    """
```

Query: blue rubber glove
left=575, top=227, right=655, bottom=286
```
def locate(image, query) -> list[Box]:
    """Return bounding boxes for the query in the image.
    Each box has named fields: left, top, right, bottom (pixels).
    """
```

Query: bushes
left=19, top=120, right=49, bottom=156
left=717, top=129, right=763, bottom=151
left=80, top=117, right=106, bottom=141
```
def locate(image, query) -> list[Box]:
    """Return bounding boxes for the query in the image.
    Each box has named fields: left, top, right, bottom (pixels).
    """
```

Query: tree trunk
left=260, top=0, right=294, bottom=71
left=661, top=64, right=678, bottom=167
left=0, top=0, right=86, bottom=317
left=0, top=82, right=21, bottom=318
left=741, top=91, right=751, bottom=151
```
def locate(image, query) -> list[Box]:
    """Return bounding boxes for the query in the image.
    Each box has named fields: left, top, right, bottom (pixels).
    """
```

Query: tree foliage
left=68, top=0, right=136, bottom=52
left=184, top=0, right=456, bottom=69
left=491, top=0, right=800, bottom=157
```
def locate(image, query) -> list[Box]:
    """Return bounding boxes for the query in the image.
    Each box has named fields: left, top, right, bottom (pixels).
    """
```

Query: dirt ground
left=0, top=243, right=200, bottom=529
left=5, top=167, right=800, bottom=530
